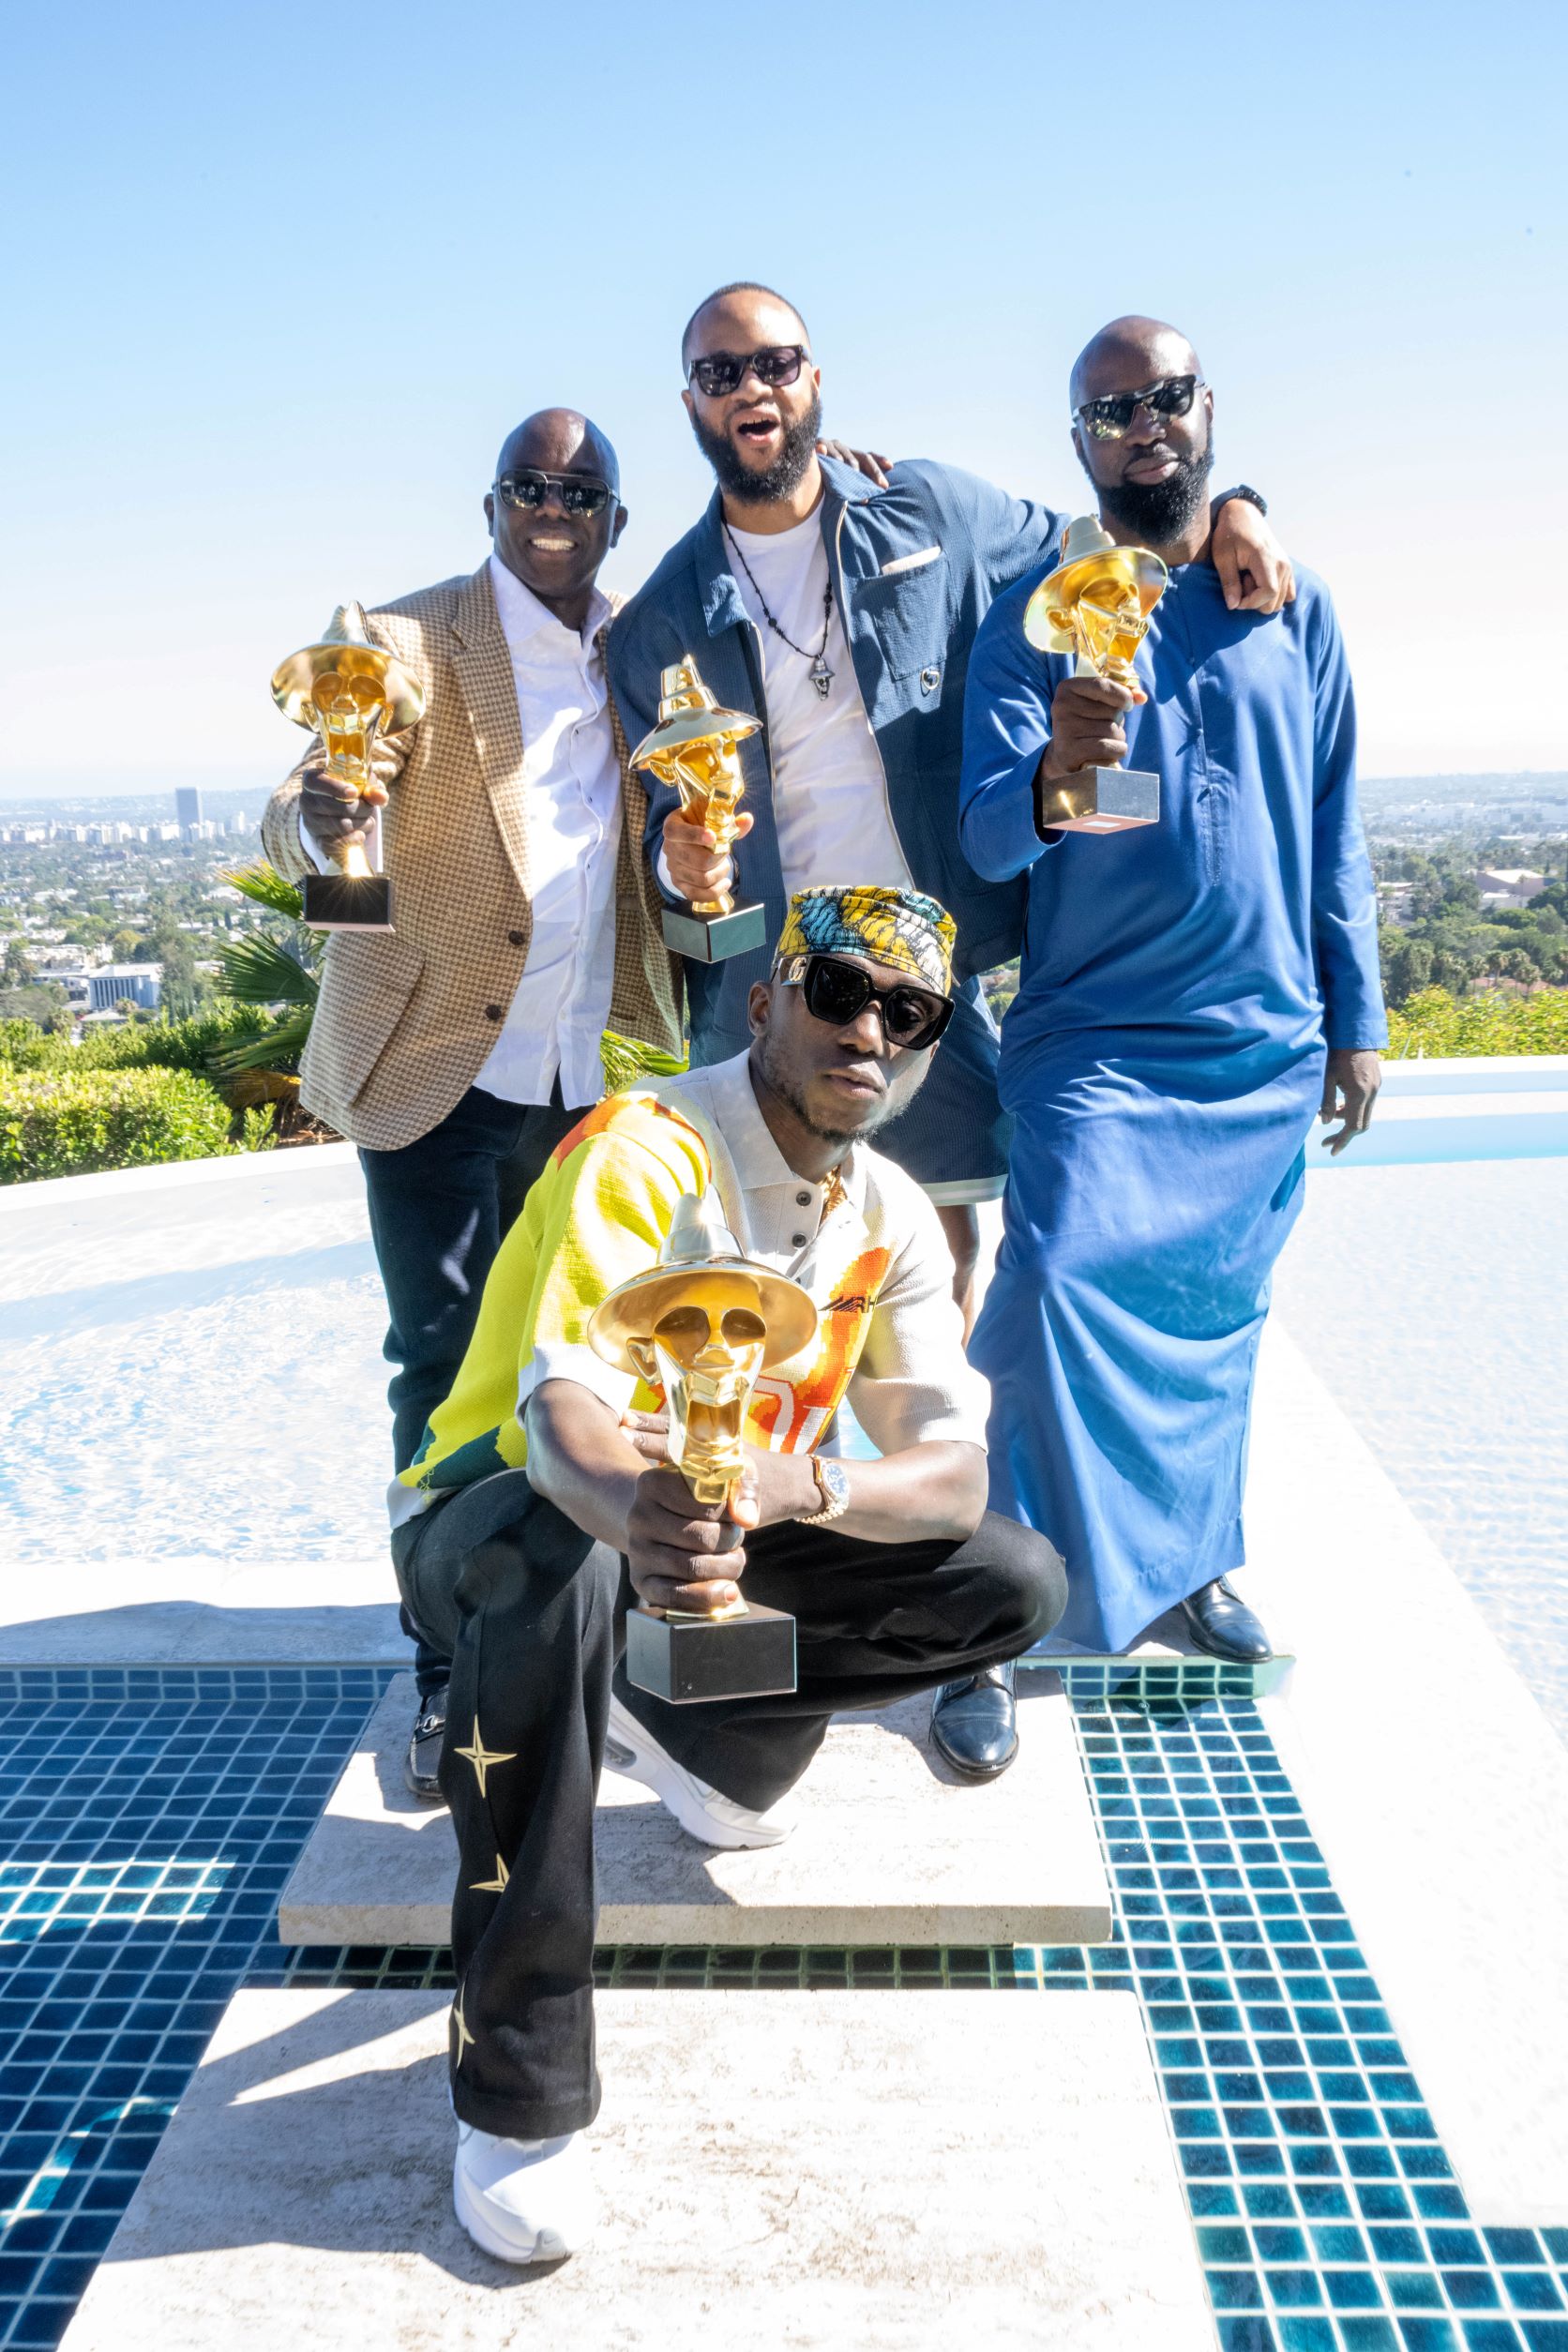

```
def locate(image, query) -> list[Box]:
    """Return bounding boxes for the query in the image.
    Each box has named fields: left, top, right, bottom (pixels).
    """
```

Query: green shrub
left=0, top=1066, right=238, bottom=1184
left=0, top=1003, right=281, bottom=1077
left=1387, top=985, right=1568, bottom=1058
left=0, top=1018, right=52, bottom=1070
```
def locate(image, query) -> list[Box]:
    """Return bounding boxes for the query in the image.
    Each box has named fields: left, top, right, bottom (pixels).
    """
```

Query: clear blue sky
left=4, top=0, right=1563, bottom=797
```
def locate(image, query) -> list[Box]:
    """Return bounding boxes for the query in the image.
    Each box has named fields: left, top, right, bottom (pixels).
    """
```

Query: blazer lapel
left=448, top=562, right=530, bottom=899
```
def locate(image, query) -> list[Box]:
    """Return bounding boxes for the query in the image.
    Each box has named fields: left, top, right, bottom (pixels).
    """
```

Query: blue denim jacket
left=607, top=455, right=1065, bottom=1063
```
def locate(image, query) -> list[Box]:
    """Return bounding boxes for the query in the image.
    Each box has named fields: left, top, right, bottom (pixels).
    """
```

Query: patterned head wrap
left=772, top=885, right=957, bottom=996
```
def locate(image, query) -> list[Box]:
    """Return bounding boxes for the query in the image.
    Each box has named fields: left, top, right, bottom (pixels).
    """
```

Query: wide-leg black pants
left=393, top=1468, right=1066, bottom=2139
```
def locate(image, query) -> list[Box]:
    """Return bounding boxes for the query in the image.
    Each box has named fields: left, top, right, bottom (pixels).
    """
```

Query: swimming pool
left=1, top=1058, right=1563, bottom=1735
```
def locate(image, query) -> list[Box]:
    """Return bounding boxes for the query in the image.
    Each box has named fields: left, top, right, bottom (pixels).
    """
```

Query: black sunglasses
left=687, top=344, right=807, bottom=399
left=495, top=470, right=615, bottom=517
left=1073, top=374, right=1206, bottom=442
left=779, top=952, right=954, bottom=1051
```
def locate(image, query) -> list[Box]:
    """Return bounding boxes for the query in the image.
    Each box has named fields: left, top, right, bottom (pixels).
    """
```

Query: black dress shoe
left=404, top=1683, right=450, bottom=1802
left=1179, top=1577, right=1273, bottom=1664
left=930, top=1660, right=1018, bottom=1781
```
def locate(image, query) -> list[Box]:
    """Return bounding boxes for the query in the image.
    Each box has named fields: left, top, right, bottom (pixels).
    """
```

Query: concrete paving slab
left=279, top=1672, right=1111, bottom=1949
left=58, top=1984, right=1212, bottom=2352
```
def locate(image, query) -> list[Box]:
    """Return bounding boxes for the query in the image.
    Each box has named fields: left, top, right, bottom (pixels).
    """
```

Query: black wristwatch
left=1211, top=483, right=1267, bottom=519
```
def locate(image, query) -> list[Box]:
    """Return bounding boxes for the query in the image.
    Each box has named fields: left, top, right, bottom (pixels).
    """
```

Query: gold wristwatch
left=798, top=1455, right=851, bottom=1527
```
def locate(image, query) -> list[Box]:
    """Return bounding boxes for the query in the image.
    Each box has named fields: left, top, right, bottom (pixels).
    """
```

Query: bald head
left=495, top=407, right=620, bottom=498
left=485, top=406, right=626, bottom=633
left=1069, top=317, right=1201, bottom=414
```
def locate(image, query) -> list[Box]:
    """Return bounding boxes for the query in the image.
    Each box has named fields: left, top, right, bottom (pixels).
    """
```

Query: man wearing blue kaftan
left=958, top=554, right=1386, bottom=1654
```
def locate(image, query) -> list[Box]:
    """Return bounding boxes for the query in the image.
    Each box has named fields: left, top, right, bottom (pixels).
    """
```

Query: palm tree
left=209, top=862, right=320, bottom=1113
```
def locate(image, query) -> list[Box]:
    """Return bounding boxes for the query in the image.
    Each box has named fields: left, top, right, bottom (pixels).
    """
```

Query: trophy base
left=1037, top=766, right=1159, bottom=837
left=626, top=1601, right=797, bottom=1703
left=301, top=872, right=394, bottom=932
left=661, top=900, right=768, bottom=964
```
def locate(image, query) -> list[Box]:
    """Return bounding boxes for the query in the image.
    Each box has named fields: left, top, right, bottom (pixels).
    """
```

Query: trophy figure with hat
left=588, top=1192, right=818, bottom=1703
left=270, top=603, right=426, bottom=930
left=1023, top=518, right=1168, bottom=836
left=629, top=656, right=767, bottom=963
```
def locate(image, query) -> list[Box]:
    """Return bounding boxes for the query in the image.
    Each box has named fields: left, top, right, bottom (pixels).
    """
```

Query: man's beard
left=757, top=1031, right=888, bottom=1150
left=1097, top=440, right=1214, bottom=544
left=689, top=390, right=823, bottom=505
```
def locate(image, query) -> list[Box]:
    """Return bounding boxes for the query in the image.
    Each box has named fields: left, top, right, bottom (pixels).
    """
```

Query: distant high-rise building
left=174, top=787, right=203, bottom=834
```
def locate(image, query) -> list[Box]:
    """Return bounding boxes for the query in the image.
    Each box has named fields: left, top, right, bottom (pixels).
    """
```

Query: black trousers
left=393, top=1467, right=1066, bottom=2139
left=360, top=1083, right=582, bottom=1697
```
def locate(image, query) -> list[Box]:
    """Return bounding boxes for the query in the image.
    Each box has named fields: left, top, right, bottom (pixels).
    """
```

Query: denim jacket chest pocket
left=851, top=552, right=950, bottom=682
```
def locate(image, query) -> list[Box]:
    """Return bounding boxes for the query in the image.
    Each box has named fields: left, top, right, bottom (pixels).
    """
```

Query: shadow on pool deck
left=0, top=1598, right=409, bottom=1666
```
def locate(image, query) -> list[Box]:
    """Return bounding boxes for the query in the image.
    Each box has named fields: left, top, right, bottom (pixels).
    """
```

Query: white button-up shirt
left=473, top=555, right=622, bottom=1110
left=298, top=553, right=623, bottom=1111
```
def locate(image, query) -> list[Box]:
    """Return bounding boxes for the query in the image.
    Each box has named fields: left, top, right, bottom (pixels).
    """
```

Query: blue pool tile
left=1210, top=2269, right=1268, bottom=2310
left=1311, top=2227, right=1371, bottom=2264
left=1503, top=2276, right=1565, bottom=2313
left=1255, top=2228, right=1310, bottom=2261
left=1520, top=2322, right=1568, bottom=2349
left=1278, top=2322, right=1338, bottom=2352
left=1429, top=2231, right=1487, bottom=2267
left=1443, top=2272, right=1503, bottom=2311
left=1417, top=2188, right=1471, bottom=2222
left=1326, top=2270, right=1389, bottom=2311
left=1487, top=2236, right=1550, bottom=2268
left=1266, top=2269, right=1325, bottom=2308
left=1395, top=2322, right=1461, bottom=2350
left=1389, top=2274, right=1449, bottom=2310
left=1373, top=2230, right=1431, bottom=2265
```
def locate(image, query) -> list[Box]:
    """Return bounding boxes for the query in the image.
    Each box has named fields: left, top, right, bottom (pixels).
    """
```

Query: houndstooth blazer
left=261, top=563, right=683, bottom=1151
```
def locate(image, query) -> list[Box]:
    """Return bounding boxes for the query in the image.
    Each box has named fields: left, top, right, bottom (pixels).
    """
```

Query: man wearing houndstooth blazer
left=263, top=409, right=682, bottom=1794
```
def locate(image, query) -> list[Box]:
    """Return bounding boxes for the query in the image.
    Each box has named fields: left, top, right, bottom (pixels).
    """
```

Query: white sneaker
left=604, top=1693, right=795, bottom=1849
left=453, top=2121, right=595, bottom=2264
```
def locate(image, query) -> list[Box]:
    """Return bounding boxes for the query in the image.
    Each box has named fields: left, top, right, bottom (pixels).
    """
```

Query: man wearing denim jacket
left=606, top=280, right=1291, bottom=1778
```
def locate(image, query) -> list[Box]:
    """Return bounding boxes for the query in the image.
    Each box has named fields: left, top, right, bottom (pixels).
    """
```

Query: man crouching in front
left=388, top=882, right=1066, bottom=2264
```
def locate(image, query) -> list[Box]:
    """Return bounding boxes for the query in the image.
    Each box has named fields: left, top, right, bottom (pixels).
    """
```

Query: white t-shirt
left=724, top=510, right=914, bottom=897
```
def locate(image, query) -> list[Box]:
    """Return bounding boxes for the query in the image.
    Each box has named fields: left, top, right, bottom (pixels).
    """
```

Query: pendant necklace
left=726, top=526, right=835, bottom=699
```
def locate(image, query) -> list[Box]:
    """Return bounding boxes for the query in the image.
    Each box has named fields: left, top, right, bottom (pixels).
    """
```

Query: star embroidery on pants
left=452, top=1995, right=476, bottom=2061
left=453, top=1720, right=517, bottom=1799
left=470, top=1853, right=510, bottom=1896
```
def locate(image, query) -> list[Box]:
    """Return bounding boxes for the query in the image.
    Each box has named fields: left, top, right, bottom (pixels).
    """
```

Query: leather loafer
left=1179, top=1577, right=1273, bottom=1664
left=404, top=1683, right=449, bottom=1803
left=930, top=1660, right=1018, bottom=1781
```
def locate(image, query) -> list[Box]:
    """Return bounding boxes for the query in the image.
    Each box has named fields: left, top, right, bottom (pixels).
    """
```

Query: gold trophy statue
left=589, top=1192, right=818, bottom=1702
left=1023, top=517, right=1168, bottom=835
left=270, top=603, right=425, bottom=930
left=629, top=656, right=767, bottom=963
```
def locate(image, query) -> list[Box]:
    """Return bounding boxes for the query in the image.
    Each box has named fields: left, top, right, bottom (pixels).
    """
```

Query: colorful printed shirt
left=391, top=1049, right=988, bottom=1523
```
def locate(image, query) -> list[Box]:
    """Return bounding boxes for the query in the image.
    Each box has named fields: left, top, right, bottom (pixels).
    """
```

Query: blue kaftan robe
left=958, top=558, right=1386, bottom=1651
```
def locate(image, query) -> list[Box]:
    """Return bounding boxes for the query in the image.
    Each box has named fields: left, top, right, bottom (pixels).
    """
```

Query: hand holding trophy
left=1023, top=517, right=1168, bottom=837
left=271, top=604, right=425, bottom=930
left=630, top=657, right=767, bottom=962
left=589, top=1193, right=817, bottom=1702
